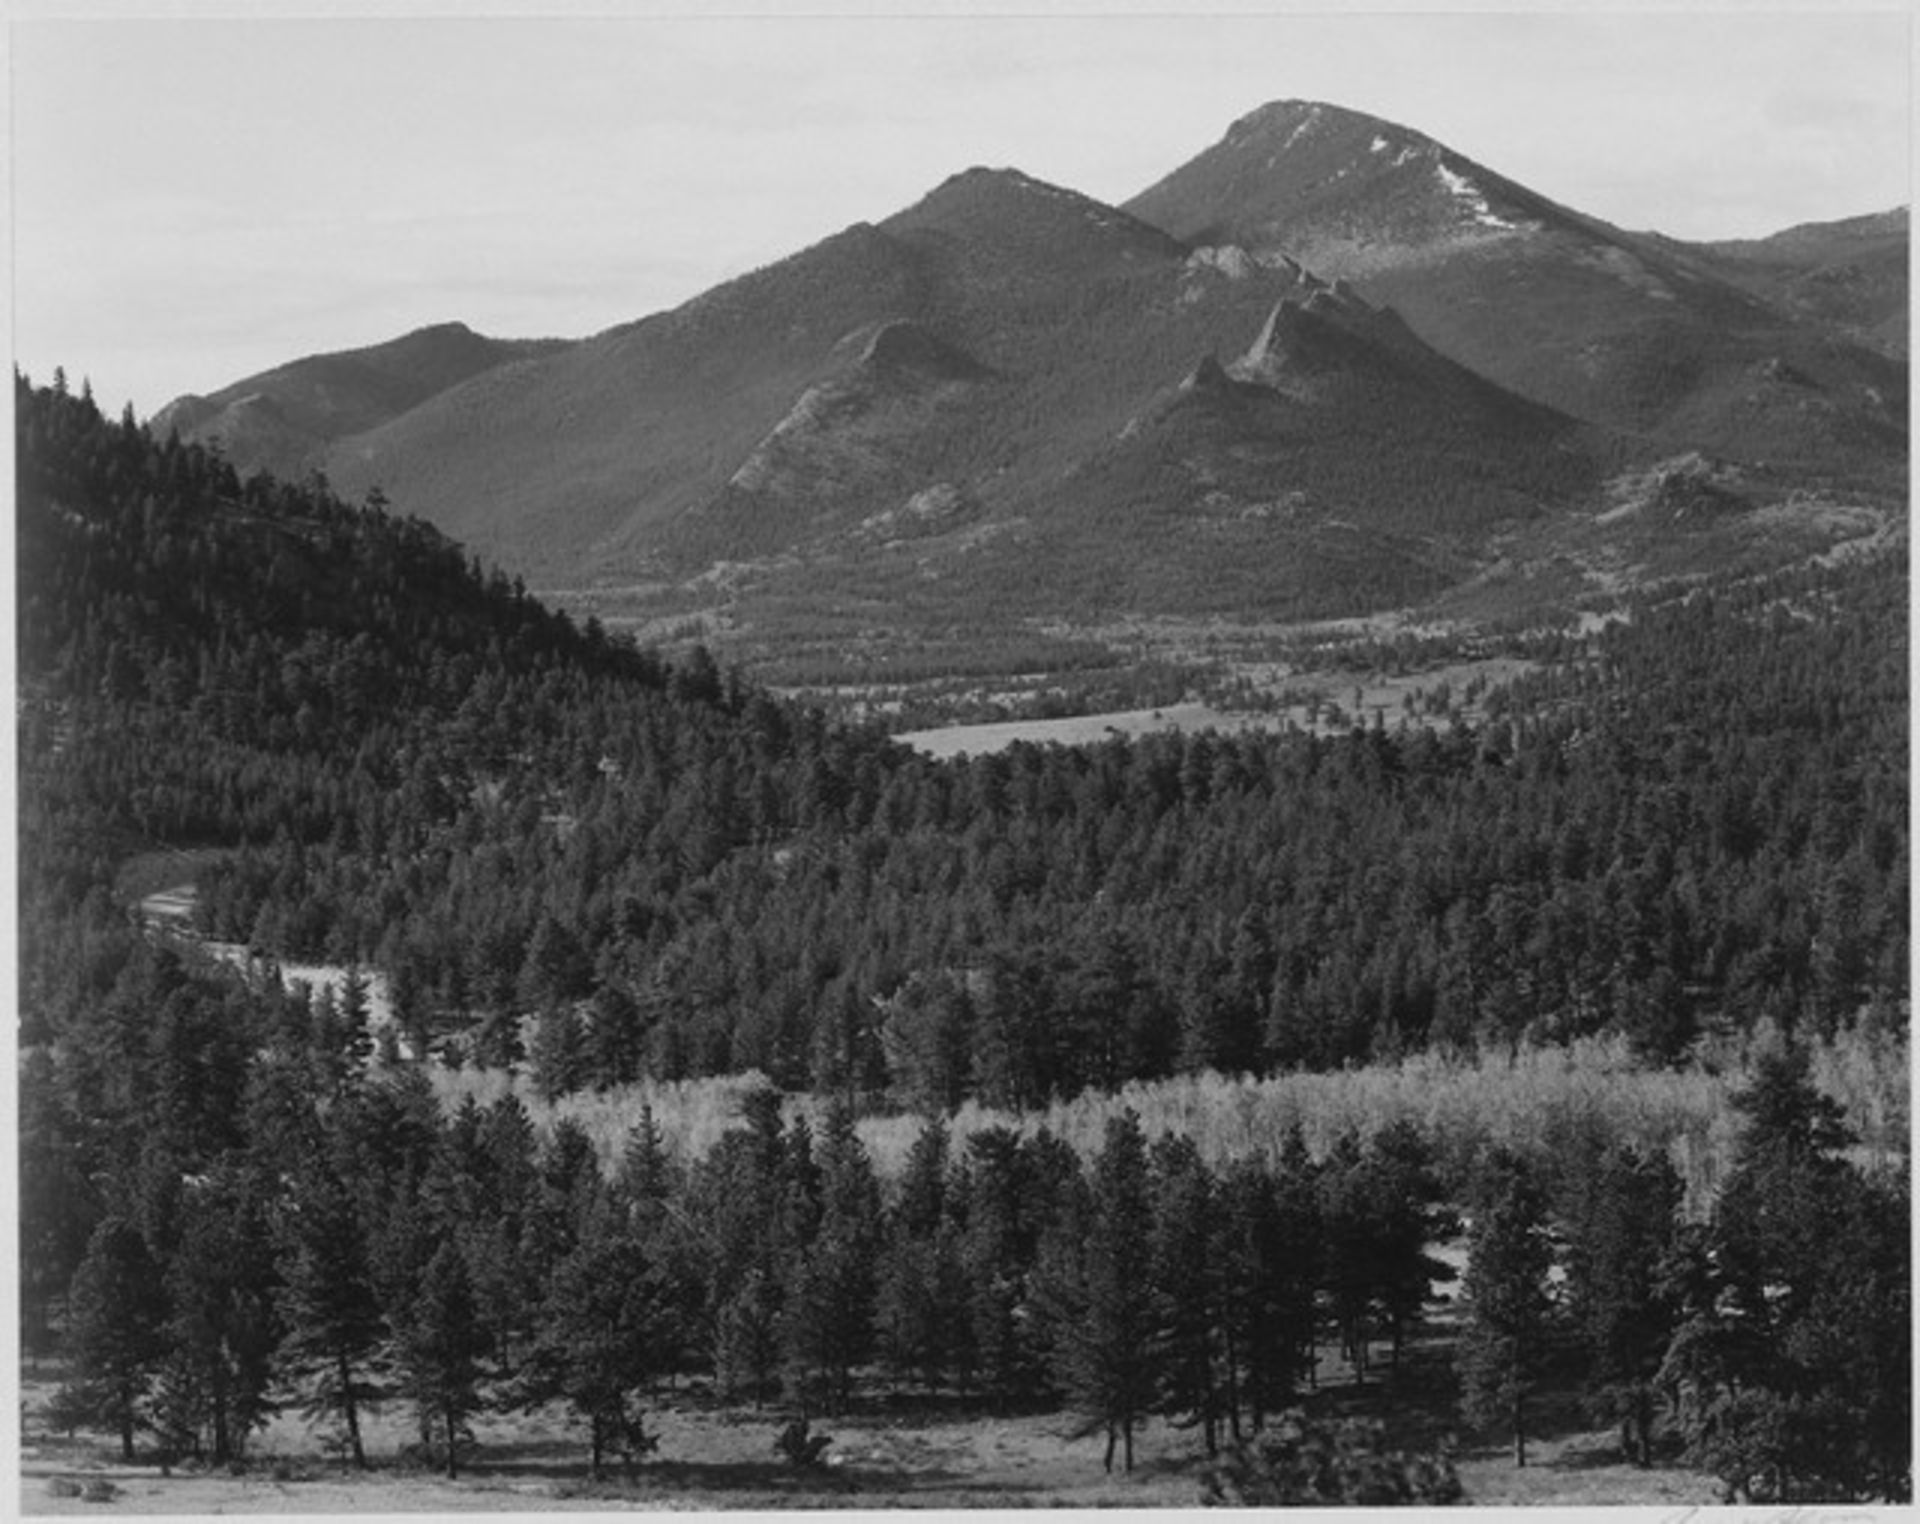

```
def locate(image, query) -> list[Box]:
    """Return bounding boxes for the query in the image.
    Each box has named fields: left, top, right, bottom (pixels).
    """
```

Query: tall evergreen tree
left=59, top=1218, right=168, bottom=1459
left=394, top=1239, right=489, bottom=1479
left=515, top=1206, right=666, bottom=1479
left=781, top=1098, right=881, bottom=1413
left=272, top=1160, right=384, bottom=1468
left=1458, top=1150, right=1556, bottom=1467
left=1563, top=1143, right=1681, bottom=1466
left=1683, top=1044, right=1912, bottom=1501
left=1317, top=1132, right=1381, bottom=1381
left=1364, top=1121, right=1459, bottom=1373
left=875, top=1116, right=967, bottom=1393
left=958, top=1128, right=1042, bottom=1406
left=1148, top=1134, right=1226, bottom=1455
left=154, top=1171, right=281, bottom=1466
left=1041, top=1111, right=1161, bottom=1473
left=1216, top=1147, right=1317, bottom=1434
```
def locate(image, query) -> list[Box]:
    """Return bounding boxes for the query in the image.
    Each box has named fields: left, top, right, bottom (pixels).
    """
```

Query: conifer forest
left=15, top=374, right=1910, bottom=1505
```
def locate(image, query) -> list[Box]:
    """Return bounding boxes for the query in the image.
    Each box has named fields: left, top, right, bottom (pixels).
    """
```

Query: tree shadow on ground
left=464, top=1453, right=1046, bottom=1504
left=454, top=1433, right=1036, bottom=1503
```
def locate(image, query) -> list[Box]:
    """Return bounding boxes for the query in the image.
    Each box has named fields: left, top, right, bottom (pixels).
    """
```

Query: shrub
left=1201, top=1411, right=1463, bottom=1506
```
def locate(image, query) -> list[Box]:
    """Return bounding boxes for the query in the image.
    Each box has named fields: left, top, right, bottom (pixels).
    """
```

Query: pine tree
left=1364, top=1121, right=1459, bottom=1373
left=1458, top=1150, right=1556, bottom=1467
left=20, top=1050, right=101, bottom=1363
left=1215, top=1150, right=1316, bottom=1436
left=394, top=1239, right=489, bottom=1479
left=781, top=1098, right=880, bottom=1413
left=612, top=1105, right=680, bottom=1231
left=528, top=1004, right=588, bottom=1102
left=875, top=1226, right=972, bottom=1396
left=1042, top=1110, right=1161, bottom=1473
left=878, top=970, right=974, bottom=1115
left=1149, top=1134, right=1225, bottom=1454
left=516, top=1206, right=665, bottom=1479
left=713, top=1269, right=782, bottom=1404
left=958, top=1128, right=1041, bottom=1406
left=155, top=1170, right=281, bottom=1466
left=60, top=1218, right=167, bottom=1459
left=337, top=967, right=374, bottom=1073
left=1317, top=1132, right=1381, bottom=1381
left=272, top=1161, right=384, bottom=1468
left=466, top=1094, right=544, bottom=1371
left=1563, top=1143, right=1680, bottom=1466
left=875, top=1116, right=964, bottom=1393
left=1686, top=1043, right=1911, bottom=1501
left=694, top=1086, right=798, bottom=1404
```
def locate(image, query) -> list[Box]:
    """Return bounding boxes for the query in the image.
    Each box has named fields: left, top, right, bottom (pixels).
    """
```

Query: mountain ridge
left=151, top=321, right=569, bottom=483
left=1123, top=99, right=1906, bottom=473
left=149, top=100, right=1904, bottom=651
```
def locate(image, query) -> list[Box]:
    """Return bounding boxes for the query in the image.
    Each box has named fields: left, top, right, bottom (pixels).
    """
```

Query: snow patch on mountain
left=1433, top=159, right=1520, bottom=230
left=1280, top=104, right=1323, bottom=152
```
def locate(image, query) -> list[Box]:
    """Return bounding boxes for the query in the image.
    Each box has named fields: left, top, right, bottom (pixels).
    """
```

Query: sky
left=8, top=5, right=1912, bottom=420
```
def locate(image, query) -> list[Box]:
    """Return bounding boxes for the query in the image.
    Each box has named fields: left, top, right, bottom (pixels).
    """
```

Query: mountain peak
left=902, top=164, right=1150, bottom=227
left=885, top=161, right=1186, bottom=277
left=406, top=319, right=478, bottom=341
left=1221, top=99, right=1440, bottom=160
left=1229, top=98, right=1393, bottom=138
left=1232, top=283, right=1400, bottom=391
left=1128, top=97, right=1561, bottom=266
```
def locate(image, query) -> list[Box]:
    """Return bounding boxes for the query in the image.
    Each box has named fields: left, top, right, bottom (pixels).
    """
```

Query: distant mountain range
left=152, top=100, right=1907, bottom=638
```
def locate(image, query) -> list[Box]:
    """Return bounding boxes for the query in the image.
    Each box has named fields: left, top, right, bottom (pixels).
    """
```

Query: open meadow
left=22, top=1287, right=1730, bottom=1513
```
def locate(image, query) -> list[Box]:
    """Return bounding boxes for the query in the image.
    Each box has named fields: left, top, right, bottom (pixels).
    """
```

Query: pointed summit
left=1129, top=98, right=1552, bottom=265
left=884, top=165, right=1186, bottom=283
left=1221, top=99, right=1430, bottom=158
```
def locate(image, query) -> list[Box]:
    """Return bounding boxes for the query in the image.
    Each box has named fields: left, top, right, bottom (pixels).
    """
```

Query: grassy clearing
left=886, top=651, right=1543, bottom=755
left=21, top=1305, right=1732, bottom=1514
left=895, top=702, right=1283, bottom=758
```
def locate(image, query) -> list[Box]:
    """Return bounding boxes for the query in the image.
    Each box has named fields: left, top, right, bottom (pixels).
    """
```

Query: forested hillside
left=21, top=372, right=1906, bottom=1097
left=15, top=373, right=1908, bottom=1500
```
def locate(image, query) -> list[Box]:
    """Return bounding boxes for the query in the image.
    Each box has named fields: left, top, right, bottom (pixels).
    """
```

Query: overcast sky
left=10, top=5, right=1912, bottom=419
